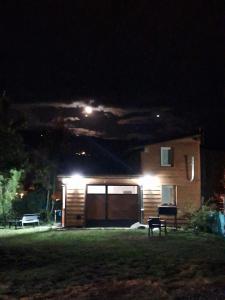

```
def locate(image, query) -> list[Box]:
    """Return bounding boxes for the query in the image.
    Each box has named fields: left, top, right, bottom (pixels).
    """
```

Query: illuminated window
left=161, top=147, right=172, bottom=166
left=108, top=186, right=138, bottom=194
left=87, top=185, right=106, bottom=194
left=162, top=185, right=176, bottom=205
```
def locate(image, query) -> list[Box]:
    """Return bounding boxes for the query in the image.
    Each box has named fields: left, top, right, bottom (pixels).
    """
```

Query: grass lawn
left=0, top=228, right=225, bottom=299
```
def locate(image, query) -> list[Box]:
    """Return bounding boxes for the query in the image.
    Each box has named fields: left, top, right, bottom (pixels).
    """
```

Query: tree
left=0, top=169, right=23, bottom=222
left=0, top=127, right=27, bottom=172
left=25, top=149, right=57, bottom=220
left=0, top=94, right=27, bottom=173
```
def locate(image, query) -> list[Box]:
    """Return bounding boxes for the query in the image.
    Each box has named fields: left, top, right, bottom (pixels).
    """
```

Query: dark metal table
left=8, top=219, right=22, bottom=229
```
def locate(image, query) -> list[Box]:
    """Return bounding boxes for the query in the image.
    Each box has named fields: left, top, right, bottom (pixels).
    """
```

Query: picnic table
left=8, top=219, right=22, bottom=229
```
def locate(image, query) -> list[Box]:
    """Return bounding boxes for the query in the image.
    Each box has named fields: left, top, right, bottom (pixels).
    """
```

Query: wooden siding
left=143, top=186, right=161, bottom=223
left=65, top=186, right=86, bottom=227
left=141, top=136, right=201, bottom=220
left=59, top=176, right=142, bottom=227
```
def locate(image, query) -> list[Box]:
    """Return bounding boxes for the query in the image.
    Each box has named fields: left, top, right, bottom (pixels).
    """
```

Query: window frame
left=86, top=185, right=106, bottom=194
left=107, top=185, right=138, bottom=195
left=86, top=184, right=138, bottom=195
left=160, top=147, right=172, bottom=167
left=161, top=185, right=177, bottom=205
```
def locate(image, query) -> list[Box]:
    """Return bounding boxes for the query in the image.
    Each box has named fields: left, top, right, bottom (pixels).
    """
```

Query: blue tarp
left=218, top=212, right=225, bottom=236
left=211, top=212, right=225, bottom=236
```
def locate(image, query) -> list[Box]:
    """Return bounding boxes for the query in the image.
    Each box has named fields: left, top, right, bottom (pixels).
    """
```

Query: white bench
left=22, top=214, right=40, bottom=227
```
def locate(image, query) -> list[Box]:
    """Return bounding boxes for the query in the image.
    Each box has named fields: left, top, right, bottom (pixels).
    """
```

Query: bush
left=0, top=169, right=23, bottom=222
left=189, top=206, right=217, bottom=233
left=39, top=209, right=53, bottom=223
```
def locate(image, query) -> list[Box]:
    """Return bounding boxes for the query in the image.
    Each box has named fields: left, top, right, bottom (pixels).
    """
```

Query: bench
left=21, top=214, right=40, bottom=227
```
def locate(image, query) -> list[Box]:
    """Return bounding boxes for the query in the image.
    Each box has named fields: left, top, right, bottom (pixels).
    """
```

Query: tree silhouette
left=0, top=93, right=27, bottom=173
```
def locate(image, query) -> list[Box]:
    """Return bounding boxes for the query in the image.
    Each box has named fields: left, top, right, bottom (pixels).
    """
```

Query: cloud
left=69, top=127, right=105, bottom=138
left=63, top=117, right=80, bottom=122
left=14, top=99, right=149, bottom=117
left=117, top=107, right=172, bottom=125
left=13, top=99, right=195, bottom=141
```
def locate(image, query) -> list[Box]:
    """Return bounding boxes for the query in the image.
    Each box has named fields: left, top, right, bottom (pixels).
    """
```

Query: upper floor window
left=160, top=147, right=172, bottom=166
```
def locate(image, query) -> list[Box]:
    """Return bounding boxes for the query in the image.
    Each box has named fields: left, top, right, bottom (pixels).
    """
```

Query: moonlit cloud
left=13, top=99, right=193, bottom=140
left=63, top=117, right=80, bottom=122
left=14, top=100, right=150, bottom=117
left=69, top=127, right=105, bottom=138
left=96, top=105, right=126, bottom=116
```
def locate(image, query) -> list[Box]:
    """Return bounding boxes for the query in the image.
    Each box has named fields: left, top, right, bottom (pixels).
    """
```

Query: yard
left=0, top=228, right=225, bottom=299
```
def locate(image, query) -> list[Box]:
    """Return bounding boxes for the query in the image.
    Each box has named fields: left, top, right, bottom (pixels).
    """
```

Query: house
left=58, top=135, right=201, bottom=227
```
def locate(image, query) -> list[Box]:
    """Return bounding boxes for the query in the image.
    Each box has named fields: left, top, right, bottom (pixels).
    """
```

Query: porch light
left=139, top=174, right=160, bottom=188
left=62, top=174, right=85, bottom=188
left=71, top=174, right=84, bottom=183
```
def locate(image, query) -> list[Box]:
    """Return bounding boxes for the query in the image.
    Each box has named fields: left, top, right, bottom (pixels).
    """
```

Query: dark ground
left=0, top=228, right=225, bottom=299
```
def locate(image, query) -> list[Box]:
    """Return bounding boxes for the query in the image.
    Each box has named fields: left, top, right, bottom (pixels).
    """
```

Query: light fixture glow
left=62, top=174, right=85, bottom=188
left=139, top=174, right=160, bottom=188
left=71, top=173, right=83, bottom=181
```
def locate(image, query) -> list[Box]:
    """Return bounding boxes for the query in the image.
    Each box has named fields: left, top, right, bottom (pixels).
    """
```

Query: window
left=108, top=186, right=138, bottom=194
left=87, top=185, right=106, bottom=194
left=162, top=185, right=176, bottom=205
left=87, top=185, right=138, bottom=194
left=161, top=147, right=172, bottom=166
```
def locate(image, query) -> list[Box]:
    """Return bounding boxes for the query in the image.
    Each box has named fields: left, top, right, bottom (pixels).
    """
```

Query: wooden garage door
left=86, top=185, right=139, bottom=226
left=86, top=185, right=106, bottom=220
left=86, top=194, right=106, bottom=220
left=108, top=194, right=138, bottom=220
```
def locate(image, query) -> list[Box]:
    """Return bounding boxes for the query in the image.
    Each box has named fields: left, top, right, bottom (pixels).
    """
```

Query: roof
left=144, top=134, right=201, bottom=146
left=126, top=134, right=201, bottom=153
left=57, top=174, right=142, bottom=179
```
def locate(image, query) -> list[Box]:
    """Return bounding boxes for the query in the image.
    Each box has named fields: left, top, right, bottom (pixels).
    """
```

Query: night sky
left=1, top=1, right=225, bottom=148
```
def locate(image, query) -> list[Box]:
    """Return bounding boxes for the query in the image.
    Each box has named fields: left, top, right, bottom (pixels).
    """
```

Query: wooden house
left=58, top=135, right=201, bottom=227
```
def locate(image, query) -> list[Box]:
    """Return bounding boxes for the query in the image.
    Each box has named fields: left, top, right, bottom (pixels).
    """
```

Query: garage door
left=86, top=185, right=139, bottom=227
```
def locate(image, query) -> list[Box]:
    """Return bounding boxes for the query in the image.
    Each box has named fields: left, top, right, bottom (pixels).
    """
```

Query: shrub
left=189, top=205, right=217, bottom=233
left=0, top=169, right=23, bottom=222
left=39, top=209, right=52, bottom=223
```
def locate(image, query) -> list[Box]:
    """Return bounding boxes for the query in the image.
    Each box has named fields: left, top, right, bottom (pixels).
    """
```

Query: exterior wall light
left=140, top=174, right=160, bottom=189
left=62, top=174, right=85, bottom=188
left=71, top=174, right=84, bottom=186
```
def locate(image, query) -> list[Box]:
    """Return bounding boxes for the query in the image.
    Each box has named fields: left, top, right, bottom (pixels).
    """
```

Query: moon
left=84, top=106, right=93, bottom=115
